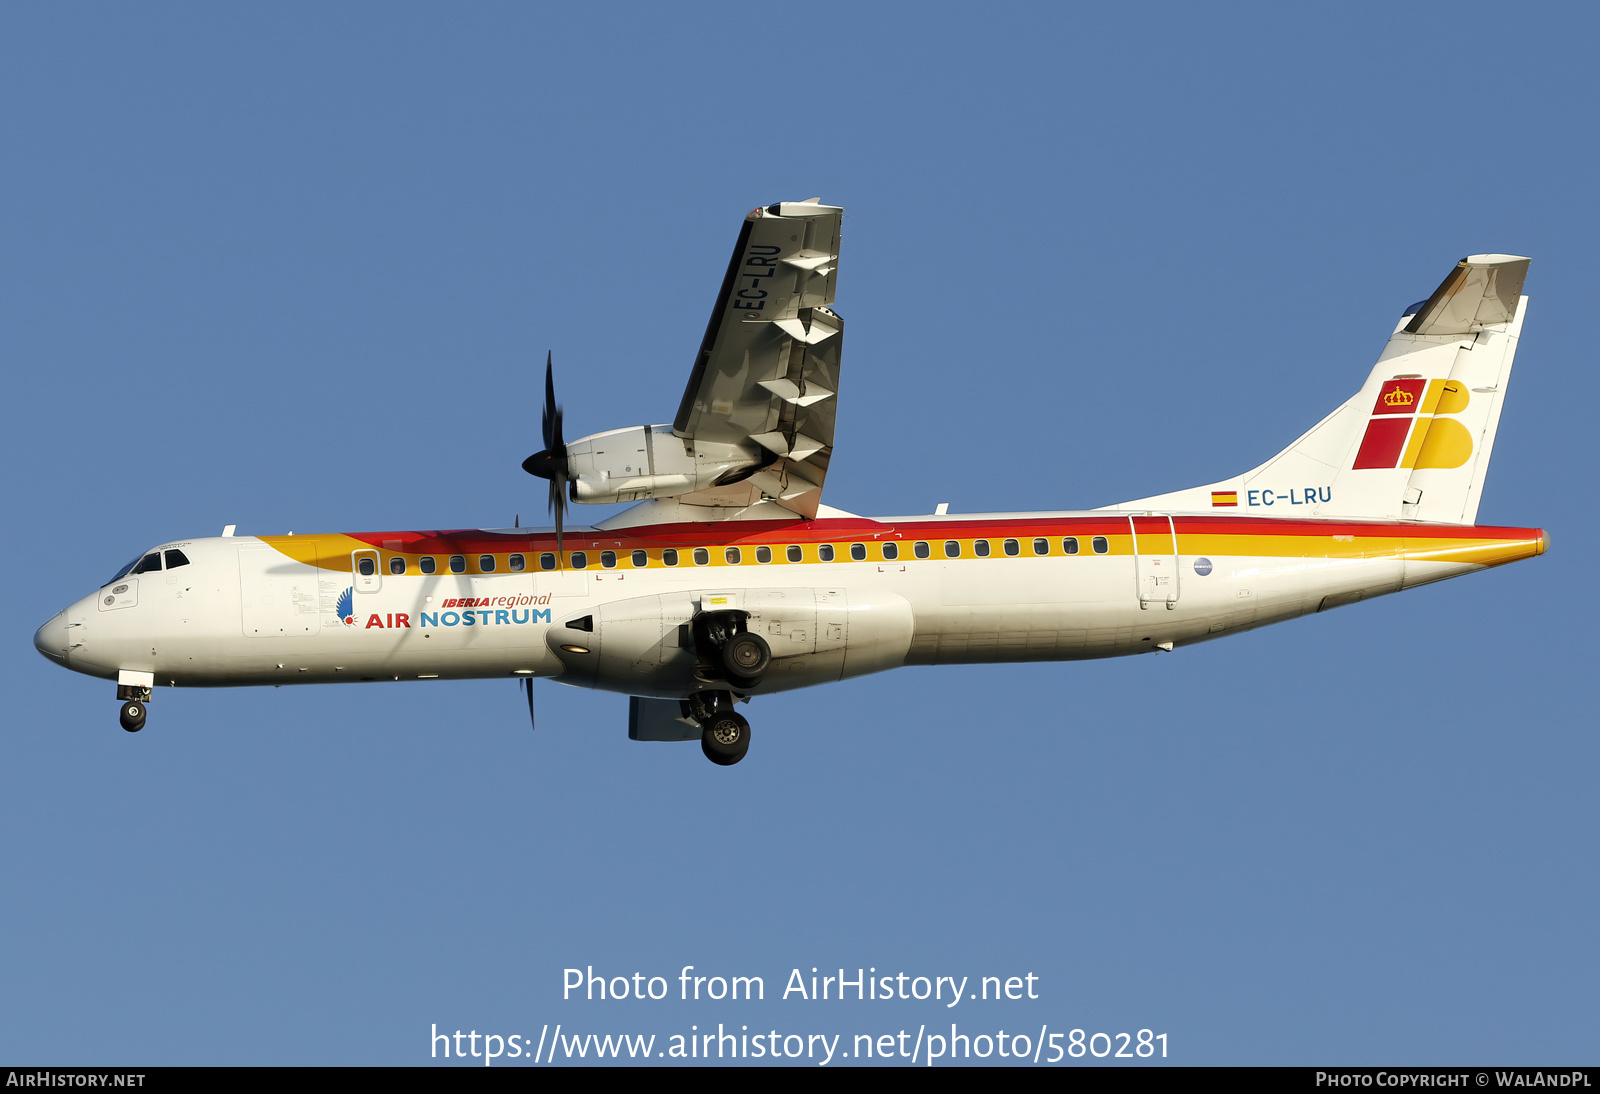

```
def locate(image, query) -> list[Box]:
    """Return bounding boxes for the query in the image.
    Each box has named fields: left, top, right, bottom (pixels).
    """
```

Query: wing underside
left=671, top=200, right=844, bottom=518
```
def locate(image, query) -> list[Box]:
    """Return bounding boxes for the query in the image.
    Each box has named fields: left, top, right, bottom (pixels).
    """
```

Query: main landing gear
left=687, top=690, right=751, bottom=766
left=683, top=609, right=767, bottom=765
left=117, top=683, right=151, bottom=733
left=692, top=611, right=771, bottom=691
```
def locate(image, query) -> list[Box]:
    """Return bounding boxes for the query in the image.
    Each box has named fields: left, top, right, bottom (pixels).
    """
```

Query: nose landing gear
left=116, top=682, right=151, bottom=733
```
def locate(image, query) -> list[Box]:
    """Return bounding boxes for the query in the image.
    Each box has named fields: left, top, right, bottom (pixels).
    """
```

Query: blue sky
left=4, top=3, right=1595, bottom=1065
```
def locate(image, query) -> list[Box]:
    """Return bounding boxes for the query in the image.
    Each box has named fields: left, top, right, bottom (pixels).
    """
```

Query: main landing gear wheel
left=119, top=700, right=146, bottom=733
left=720, top=631, right=771, bottom=690
left=700, top=710, right=750, bottom=766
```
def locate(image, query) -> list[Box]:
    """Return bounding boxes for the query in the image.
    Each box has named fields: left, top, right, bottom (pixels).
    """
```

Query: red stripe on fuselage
left=340, top=516, right=1543, bottom=554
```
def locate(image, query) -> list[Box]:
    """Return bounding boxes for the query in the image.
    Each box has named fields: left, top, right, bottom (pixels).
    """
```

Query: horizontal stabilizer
left=1405, top=254, right=1529, bottom=336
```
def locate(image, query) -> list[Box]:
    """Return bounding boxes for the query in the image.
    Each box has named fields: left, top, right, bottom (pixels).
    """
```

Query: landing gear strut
left=117, top=683, right=150, bottom=733
left=687, top=689, right=751, bottom=766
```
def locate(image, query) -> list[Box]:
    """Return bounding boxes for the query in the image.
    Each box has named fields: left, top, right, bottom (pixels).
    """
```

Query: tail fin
left=1107, top=254, right=1529, bottom=523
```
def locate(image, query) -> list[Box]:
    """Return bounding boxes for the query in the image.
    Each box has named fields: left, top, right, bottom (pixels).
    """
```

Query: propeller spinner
left=521, top=351, right=570, bottom=557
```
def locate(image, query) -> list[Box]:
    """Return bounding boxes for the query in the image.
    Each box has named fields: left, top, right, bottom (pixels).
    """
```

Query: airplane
left=32, top=199, right=1547, bottom=765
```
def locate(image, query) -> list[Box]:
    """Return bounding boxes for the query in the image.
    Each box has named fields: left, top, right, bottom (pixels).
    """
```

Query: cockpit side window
left=131, top=553, right=162, bottom=575
left=164, top=549, right=191, bottom=569
left=107, top=555, right=143, bottom=585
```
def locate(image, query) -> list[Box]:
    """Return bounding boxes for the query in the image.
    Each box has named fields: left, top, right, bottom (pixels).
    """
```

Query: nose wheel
left=119, top=700, right=146, bottom=733
left=117, top=683, right=151, bottom=732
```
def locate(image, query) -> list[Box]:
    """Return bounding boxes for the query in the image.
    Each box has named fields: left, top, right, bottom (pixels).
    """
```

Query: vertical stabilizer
left=1105, top=255, right=1529, bottom=524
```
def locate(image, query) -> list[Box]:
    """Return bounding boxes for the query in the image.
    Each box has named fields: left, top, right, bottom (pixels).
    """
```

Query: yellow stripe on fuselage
left=256, top=523, right=1546, bottom=577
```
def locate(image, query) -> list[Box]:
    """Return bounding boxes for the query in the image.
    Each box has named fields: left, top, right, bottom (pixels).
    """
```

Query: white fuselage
left=34, top=512, right=1544, bottom=701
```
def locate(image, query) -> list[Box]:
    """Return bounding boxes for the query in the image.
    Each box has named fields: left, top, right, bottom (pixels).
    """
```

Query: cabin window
left=509, top=554, right=526, bottom=572
left=389, top=557, right=406, bottom=575
left=1092, top=536, right=1109, bottom=555
left=914, top=541, right=930, bottom=559
left=539, top=553, right=556, bottom=570
left=631, top=550, right=647, bottom=567
left=944, top=540, right=960, bottom=558
left=449, top=555, right=466, bottom=574
left=1033, top=538, right=1049, bottom=555
left=601, top=550, right=617, bottom=568
left=163, top=549, right=190, bottom=569
left=132, top=552, right=162, bottom=575
left=357, top=557, right=376, bottom=577
left=819, top=544, right=835, bottom=562
left=850, top=543, right=867, bottom=561
left=479, top=555, right=495, bottom=572
left=570, top=551, right=588, bottom=569
left=725, top=547, right=742, bottom=564
left=420, top=556, right=437, bottom=574
left=786, top=545, right=802, bottom=563
left=974, top=540, right=991, bottom=557
left=882, top=542, right=899, bottom=560
left=1063, top=537, right=1080, bottom=555
left=756, top=545, right=772, bottom=564
left=1003, top=539, right=1020, bottom=556
left=693, top=548, right=709, bottom=566
left=663, top=549, right=679, bottom=567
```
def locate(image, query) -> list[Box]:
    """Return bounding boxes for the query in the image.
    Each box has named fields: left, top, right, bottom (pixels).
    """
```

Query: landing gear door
left=743, top=589, right=817, bottom=658
left=352, top=549, right=382, bottom=593
left=1130, top=516, right=1180, bottom=610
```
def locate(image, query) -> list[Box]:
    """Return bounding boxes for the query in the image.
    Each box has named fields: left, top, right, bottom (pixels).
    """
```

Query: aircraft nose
left=34, top=611, right=69, bottom=666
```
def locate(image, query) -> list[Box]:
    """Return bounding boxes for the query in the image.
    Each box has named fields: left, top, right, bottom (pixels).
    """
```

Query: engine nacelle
left=544, top=588, right=915, bottom=698
left=563, top=424, right=759, bottom=505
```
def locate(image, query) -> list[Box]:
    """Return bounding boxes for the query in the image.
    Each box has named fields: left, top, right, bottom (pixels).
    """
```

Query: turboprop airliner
left=33, top=200, right=1546, bottom=764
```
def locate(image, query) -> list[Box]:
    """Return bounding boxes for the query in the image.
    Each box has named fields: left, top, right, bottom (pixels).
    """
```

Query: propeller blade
left=542, top=351, right=563, bottom=451
left=522, top=350, right=570, bottom=562
left=550, top=475, right=566, bottom=560
left=520, top=676, right=536, bottom=731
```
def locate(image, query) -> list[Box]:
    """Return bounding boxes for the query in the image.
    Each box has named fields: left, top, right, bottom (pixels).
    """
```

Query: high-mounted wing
left=671, top=200, right=844, bottom=519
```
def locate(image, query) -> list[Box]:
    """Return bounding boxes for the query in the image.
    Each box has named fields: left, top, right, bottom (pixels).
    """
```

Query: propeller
left=520, top=351, right=570, bottom=558
left=518, top=675, right=536, bottom=731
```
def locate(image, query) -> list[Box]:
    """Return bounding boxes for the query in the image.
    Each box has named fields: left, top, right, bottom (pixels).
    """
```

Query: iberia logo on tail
left=1353, top=378, right=1473, bottom=471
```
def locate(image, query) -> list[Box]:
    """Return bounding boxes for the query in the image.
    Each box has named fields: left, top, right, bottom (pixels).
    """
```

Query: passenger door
left=352, top=548, right=382, bottom=594
left=1129, top=516, right=1180, bottom=610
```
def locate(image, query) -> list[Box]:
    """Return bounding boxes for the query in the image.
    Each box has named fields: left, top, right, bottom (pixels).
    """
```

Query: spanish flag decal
left=1211, top=491, right=1238, bottom=507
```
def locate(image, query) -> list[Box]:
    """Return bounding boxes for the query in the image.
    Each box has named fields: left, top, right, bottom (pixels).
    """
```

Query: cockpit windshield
left=105, top=547, right=192, bottom=586
left=107, top=551, right=163, bottom=586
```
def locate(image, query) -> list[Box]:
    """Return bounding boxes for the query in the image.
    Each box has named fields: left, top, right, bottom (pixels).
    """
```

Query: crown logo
left=1383, top=388, right=1414, bottom=407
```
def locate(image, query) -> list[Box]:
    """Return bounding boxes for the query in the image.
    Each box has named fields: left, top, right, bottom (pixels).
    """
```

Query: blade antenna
left=520, top=676, right=536, bottom=731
